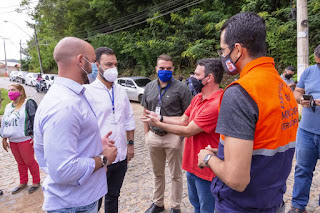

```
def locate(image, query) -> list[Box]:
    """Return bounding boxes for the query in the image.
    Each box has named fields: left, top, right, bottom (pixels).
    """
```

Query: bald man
left=34, top=37, right=117, bottom=212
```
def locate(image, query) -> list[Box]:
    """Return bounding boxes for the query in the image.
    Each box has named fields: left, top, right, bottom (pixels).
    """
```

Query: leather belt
left=150, top=128, right=167, bottom=136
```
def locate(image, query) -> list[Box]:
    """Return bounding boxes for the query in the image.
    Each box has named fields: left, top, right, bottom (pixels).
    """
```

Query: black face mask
left=285, top=74, right=293, bottom=79
left=190, top=76, right=208, bottom=93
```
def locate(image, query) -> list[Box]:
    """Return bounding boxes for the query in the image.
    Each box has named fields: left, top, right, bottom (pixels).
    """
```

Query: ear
left=234, top=43, right=243, bottom=58
left=208, top=73, right=215, bottom=83
left=155, top=66, right=158, bottom=73
left=172, top=66, right=175, bottom=72
left=76, top=54, right=84, bottom=65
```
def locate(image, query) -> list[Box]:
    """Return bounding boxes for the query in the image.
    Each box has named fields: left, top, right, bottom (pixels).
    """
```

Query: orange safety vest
left=213, top=57, right=298, bottom=211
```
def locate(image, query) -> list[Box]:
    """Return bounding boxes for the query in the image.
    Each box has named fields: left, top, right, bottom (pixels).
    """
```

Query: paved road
left=0, top=77, right=320, bottom=212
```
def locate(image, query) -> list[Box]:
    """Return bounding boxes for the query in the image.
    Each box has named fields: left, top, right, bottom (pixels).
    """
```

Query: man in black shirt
left=141, top=55, right=192, bottom=213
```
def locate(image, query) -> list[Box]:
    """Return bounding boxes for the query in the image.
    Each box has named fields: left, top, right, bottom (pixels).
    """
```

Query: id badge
left=111, top=114, right=117, bottom=124
left=155, top=106, right=161, bottom=115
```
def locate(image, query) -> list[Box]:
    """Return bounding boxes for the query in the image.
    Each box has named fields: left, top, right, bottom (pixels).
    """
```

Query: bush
left=0, top=89, right=10, bottom=115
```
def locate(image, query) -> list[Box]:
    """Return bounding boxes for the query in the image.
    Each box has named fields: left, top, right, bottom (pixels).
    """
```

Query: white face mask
left=101, top=67, right=118, bottom=82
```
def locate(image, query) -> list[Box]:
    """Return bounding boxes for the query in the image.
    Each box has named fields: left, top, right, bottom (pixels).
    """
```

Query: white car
left=9, top=71, right=19, bottom=81
left=42, top=74, right=57, bottom=90
left=117, top=76, right=151, bottom=102
left=25, top=73, right=40, bottom=86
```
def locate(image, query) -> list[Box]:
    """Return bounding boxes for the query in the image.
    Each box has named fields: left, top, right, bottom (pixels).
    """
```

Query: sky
left=0, top=0, right=38, bottom=61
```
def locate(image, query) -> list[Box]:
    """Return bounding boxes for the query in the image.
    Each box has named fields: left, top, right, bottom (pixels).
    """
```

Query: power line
left=73, top=0, right=189, bottom=37
left=84, top=0, right=205, bottom=40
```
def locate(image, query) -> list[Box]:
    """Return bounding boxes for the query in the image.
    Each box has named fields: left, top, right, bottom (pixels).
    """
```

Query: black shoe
left=288, top=206, right=306, bottom=213
left=145, top=203, right=165, bottom=213
left=11, top=184, right=27, bottom=194
left=0, top=190, right=3, bottom=195
left=28, top=184, right=40, bottom=194
left=170, top=208, right=181, bottom=213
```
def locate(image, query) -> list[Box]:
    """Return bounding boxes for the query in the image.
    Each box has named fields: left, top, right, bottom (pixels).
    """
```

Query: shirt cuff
left=77, top=158, right=96, bottom=186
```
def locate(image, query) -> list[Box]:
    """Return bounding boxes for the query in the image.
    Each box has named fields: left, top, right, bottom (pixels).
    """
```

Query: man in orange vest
left=197, top=12, right=298, bottom=212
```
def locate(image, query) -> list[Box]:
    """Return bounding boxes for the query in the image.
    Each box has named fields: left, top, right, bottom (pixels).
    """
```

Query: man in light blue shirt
left=34, top=37, right=117, bottom=212
left=289, top=44, right=320, bottom=213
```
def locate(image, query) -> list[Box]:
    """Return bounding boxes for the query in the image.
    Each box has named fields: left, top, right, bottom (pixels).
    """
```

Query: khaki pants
left=145, top=131, right=184, bottom=209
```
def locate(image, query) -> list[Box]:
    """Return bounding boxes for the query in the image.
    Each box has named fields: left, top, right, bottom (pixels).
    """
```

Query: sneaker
left=288, top=206, right=306, bottom=213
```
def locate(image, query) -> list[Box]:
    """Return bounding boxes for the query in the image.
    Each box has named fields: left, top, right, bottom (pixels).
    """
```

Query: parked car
left=25, top=73, right=41, bottom=86
left=9, top=71, right=19, bottom=81
left=16, top=71, right=29, bottom=84
left=42, top=74, right=57, bottom=90
left=117, top=76, right=151, bottom=102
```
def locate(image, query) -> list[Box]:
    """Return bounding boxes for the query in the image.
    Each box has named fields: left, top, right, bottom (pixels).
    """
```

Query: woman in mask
left=1, top=84, right=40, bottom=195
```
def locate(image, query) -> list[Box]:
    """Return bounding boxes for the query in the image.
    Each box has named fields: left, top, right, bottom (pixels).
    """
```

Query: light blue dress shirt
left=34, top=77, right=107, bottom=211
left=296, top=64, right=320, bottom=134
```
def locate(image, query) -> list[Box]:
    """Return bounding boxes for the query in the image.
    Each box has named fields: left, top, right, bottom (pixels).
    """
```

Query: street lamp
left=4, top=20, right=43, bottom=75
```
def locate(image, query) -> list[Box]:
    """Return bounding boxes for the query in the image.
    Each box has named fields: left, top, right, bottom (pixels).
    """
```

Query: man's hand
left=300, top=97, right=311, bottom=108
left=140, top=110, right=161, bottom=126
left=127, top=145, right=134, bottom=162
left=101, top=131, right=117, bottom=165
left=315, top=99, right=320, bottom=106
left=197, top=148, right=215, bottom=168
left=2, top=139, right=9, bottom=152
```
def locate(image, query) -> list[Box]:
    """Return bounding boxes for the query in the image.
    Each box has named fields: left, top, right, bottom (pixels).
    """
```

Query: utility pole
left=3, top=38, right=8, bottom=75
left=33, top=25, right=43, bottom=75
left=297, top=0, right=309, bottom=81
left=19, top=39, right=22, bottom=71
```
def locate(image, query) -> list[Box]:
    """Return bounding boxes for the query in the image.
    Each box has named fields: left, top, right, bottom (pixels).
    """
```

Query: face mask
left=100, top=67, right=118, bottom=82
left=78, top=57, right=98, bottom=84
left=8, top=91, right=20, bottom=101
left=220, top=47, right=241, bottom=75
left=285, top=74, right=293, bottom=79
left=190, top=76, right=208, bottom=93
left=158, top=70, right=172, bottom=82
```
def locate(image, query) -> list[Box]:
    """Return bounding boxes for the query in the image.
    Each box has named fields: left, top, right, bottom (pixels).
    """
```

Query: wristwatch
left=99, top=154, right=108, bottom=167
left=127, top=140, right=134, bottom=145
left=204, top=154, right=214, bottom=166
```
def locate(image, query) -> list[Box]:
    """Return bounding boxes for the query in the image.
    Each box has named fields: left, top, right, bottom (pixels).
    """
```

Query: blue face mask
left=158, top=70, right=173, bottom=82
left=89, top=63, right=98, bottom=83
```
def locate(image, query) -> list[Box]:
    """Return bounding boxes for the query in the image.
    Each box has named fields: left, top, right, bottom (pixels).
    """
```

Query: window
left=118, top=79, right=126, bottom=86
left=126, top=80, right=135, bottom=88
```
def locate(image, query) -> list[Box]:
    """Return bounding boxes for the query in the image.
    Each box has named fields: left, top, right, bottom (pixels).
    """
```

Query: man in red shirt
left=141, top=58, right=223, bottom=213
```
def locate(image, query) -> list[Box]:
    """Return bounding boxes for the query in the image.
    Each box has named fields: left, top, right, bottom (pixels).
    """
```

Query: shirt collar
left=200, top=89, right=223, bottom=101
left=55, top=76, right=85, bottom=95
left=93, top=78, right=115, bottom=90
left=240, top=57, right=275, bottom=78
left=157, top=78, right=174, bottom=88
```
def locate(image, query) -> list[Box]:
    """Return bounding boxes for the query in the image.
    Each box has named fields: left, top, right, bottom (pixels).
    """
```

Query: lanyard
left=158, top=82, right=171, bottom=106
left=107, top=86, right=115, bottom=114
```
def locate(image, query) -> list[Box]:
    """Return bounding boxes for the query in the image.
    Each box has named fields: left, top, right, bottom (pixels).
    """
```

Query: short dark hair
left=157, top=54, right=172, bottom=63
left=221, top=12, right=266, bottom=58
left=285, top=66, right=295, bottom=72
left=196, top=58, right=224, bottom=84
left=95, top=47, right=115, bottom=63
left=314, top=45, right=320, bottom=58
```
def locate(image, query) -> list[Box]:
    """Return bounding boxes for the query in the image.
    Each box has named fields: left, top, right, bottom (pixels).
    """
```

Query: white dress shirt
left=34, top=77, right=107, bottom=211
left=85, top=78, right=135, bottom=164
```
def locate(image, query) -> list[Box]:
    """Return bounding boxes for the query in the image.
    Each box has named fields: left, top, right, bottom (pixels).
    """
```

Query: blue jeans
left=186, top=172, right=215, bottom=213
left=47, top=201, right=98, bottom=213
left=292, top=128, right=320, bottom=210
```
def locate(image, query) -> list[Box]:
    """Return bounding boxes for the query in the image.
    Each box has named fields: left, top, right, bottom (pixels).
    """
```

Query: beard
left=81, top=60, right=91, bottom=84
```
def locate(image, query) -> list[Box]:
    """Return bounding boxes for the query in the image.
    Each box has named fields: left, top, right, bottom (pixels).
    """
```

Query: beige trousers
left=145, top=131, right=184, bottom=209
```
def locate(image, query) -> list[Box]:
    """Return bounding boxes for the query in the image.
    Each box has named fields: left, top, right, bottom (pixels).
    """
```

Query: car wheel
left=138, top=94, right=142, bottom=103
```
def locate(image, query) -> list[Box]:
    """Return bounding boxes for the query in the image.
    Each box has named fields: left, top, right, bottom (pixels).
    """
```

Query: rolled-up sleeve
left=42, top=103, right=96, bottom=185
left=124, top=95, right=135, bottom=131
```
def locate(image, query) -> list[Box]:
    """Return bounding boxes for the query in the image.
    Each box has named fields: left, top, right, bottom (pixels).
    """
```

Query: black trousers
left=98, top=159, right=128, bottom=213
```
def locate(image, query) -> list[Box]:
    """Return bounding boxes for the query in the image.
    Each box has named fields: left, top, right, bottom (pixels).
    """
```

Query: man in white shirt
left=85, top=47, right=135, bottom=213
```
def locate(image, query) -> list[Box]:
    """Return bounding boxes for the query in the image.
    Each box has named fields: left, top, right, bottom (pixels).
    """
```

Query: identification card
left=155, top=106, right=161, bottom=115
left=111, top=114, right=117, bottom=124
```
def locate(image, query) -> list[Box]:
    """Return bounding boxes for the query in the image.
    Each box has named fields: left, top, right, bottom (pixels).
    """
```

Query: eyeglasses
left=217, top=44, right=235, bottom=56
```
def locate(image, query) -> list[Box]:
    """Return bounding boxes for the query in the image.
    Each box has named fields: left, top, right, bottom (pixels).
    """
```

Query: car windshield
left=134, top=78, right=151, bottom=87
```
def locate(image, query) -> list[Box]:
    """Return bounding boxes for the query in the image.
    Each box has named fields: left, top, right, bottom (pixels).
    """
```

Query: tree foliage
left=21, top=0, right=320, bottom=78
